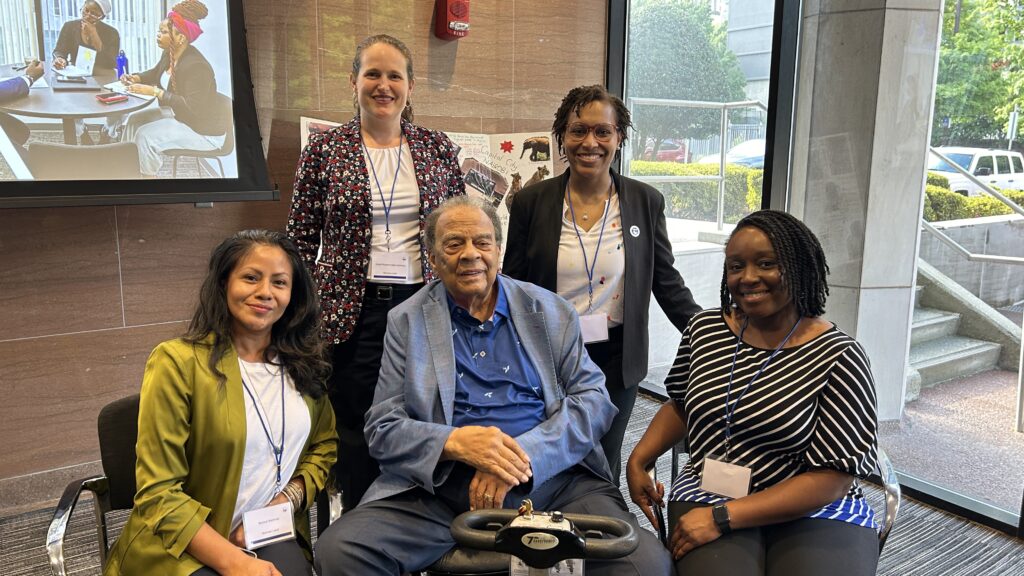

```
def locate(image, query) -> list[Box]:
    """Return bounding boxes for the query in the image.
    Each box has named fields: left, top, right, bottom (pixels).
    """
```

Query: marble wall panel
left=118, top=202, right=287, bottom=326
left=0, top=207, right=122, bottom=341
left=0, top=322, right=183, bottom=479
left=512, top=2, right=607, bottom=120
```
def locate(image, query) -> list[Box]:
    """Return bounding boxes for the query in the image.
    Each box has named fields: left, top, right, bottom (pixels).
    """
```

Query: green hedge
left=629, top=161, right=762, bottom=223
left=924, top=186, right=1024, bottom=222
left=926, top=172, right=950, bottom=190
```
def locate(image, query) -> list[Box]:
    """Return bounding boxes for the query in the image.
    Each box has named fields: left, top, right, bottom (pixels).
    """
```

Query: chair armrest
left=47, top=475, right=109, bottom=576
left=876, top=447, right=901, bottom=553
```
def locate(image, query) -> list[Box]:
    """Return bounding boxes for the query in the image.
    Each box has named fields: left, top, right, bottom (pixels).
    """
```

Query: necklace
left=569, top=180, right=613, bottom=224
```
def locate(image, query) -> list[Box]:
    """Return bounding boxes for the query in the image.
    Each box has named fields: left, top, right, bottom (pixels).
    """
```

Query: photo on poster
left=445, top=131, right=554, bottom=253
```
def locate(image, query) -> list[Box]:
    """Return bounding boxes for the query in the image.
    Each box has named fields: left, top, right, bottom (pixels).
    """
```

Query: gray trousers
left=315, top=466, right=672, bottom=576
left=669, top=501, right=878, bottom=576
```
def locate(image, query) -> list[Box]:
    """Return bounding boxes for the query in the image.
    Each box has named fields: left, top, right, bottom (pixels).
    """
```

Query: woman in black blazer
left=504, top=85, right=701, bottom=483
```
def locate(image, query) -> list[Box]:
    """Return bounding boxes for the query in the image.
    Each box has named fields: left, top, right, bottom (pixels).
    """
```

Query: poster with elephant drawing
left=444, top=131, right=554, bottom=256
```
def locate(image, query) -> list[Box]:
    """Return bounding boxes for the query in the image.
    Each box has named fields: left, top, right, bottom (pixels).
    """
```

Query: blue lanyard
left=566, top=181, right=613, bottom=312
left=723, top=316, right=802, bottom=457
left=363, top=141, right=404, bottom=249
left=241, top=364, right=287, bottom=493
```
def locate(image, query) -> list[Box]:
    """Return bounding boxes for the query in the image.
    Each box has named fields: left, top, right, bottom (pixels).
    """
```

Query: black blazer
left=504, top=169, right=702, bottom=389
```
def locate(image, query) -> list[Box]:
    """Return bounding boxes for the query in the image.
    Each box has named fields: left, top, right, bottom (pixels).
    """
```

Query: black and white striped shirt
left=667, top=310, right=878, bottom=528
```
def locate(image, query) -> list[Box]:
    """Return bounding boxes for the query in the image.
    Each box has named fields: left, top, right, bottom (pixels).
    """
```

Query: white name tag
left=699, top=456, right=752, bottom=499
left=579, top=313, right=609, bottom=344
left=370, top=251, right=411, bottom=281
left=511, top=557, right=582, bottom=575
left=242, top=502, right=295, bottom=550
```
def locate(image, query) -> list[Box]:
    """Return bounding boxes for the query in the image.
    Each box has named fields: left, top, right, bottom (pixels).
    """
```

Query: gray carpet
left=2, top=394, right=1023, bottom=575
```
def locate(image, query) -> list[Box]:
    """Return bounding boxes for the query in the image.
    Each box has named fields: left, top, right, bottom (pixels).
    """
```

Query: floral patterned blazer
left=287, top=118, right=464, bottom=344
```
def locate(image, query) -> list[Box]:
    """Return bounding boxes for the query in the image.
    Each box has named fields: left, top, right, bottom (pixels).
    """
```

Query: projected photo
left=0, top=0, right=236, bottom=181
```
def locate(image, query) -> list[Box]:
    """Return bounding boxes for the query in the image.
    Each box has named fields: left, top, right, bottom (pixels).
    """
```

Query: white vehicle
left=928, top=146, right=1024, bottom=196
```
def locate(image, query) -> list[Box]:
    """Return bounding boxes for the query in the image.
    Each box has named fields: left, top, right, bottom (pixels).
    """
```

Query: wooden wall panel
left=0, top=0, right=607, bottom=512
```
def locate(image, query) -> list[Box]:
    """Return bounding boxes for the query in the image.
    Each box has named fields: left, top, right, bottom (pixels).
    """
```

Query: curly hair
left=183, top=230, right=330, bottom=398
left=720, top=210, right=830, bottom=318
left=351, top=34, right=415, bottom=122
left=551, top=85, right=632, bottom=156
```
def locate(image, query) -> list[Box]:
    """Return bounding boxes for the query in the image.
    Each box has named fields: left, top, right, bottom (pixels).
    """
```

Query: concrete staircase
left=907, top=285, right=1002, bottom=401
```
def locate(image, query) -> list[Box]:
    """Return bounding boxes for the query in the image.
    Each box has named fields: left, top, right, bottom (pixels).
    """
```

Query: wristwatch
left=711, top=502, right=732, bottom=535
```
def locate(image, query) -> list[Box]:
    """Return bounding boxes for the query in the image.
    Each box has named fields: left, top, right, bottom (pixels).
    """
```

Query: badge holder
left=242, top=502, right=296, bottom=550
left=699, top=452, right=752, bottom=500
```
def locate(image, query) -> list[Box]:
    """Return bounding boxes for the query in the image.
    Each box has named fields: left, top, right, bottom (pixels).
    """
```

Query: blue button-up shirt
left=448, top=281, right=545, bottom=438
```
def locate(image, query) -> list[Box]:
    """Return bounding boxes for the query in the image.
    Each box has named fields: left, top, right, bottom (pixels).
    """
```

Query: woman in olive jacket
left=104, top=231, right=337, bottom=576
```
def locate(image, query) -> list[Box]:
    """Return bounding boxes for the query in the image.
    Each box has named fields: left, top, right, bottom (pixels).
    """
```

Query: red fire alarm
left=435, top=0, right=470, bottom=40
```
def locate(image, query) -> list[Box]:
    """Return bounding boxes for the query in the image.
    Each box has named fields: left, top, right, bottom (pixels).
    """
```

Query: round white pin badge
left=629, top=225, right=640, bottom=237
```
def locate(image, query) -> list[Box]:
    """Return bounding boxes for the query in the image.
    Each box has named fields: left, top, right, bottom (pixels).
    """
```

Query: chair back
left=97, top=394, right=140, bottom=511
left=214, top=92, right=236, bottom=155
left=27, top=142, right=143, bottom=180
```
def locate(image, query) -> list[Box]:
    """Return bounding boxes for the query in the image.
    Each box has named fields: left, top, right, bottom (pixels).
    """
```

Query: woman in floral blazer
left=287, top=34, right=464, bottom=511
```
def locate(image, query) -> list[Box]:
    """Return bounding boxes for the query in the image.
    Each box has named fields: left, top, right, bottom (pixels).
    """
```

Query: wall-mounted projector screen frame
left=0, top=0, right=275, bottom=208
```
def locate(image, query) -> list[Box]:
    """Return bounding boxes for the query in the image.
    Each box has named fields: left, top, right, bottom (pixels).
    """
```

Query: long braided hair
left=720, top=210, right=830, bottom=318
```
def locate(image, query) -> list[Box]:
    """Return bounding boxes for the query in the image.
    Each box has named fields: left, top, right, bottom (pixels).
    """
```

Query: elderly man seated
left=314, top=196, right=671, bottom=575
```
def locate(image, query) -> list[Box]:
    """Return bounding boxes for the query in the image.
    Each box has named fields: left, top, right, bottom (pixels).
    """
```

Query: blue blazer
left=362, top=275, right=616, bottom=505
left=0, top=76, right=29, bottom=102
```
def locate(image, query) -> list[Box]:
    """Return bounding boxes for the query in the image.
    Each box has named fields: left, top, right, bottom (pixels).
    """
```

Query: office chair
left=46, top=394, right=336, bottom=575
left=164, top=92, right=235, bottom=178
left=46, top=394, right=139, bottom=576
left=28, top=142, right=142, bottom=180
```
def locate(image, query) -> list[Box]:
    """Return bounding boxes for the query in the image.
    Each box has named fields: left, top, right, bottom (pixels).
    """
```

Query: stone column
left=789, top=0, right=943, bottom=420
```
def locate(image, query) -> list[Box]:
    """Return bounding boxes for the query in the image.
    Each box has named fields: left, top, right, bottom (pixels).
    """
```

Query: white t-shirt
left=556, top=194, right=626, bottom=327
left=364, top=144, right=424, bottom=284
left=231, top=359, right=312, bottom=531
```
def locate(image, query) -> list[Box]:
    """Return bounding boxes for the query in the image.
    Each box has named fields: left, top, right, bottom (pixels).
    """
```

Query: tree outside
left=626, top=0, right=748, bottom=160
left=932, top=0, right=1024, bottom=147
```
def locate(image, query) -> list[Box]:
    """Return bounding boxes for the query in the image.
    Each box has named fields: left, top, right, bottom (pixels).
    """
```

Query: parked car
left=928, top=146, right=1024, bottom=197
left=642, top=139, right=690, bottom=162
left=697, top=138, right=765, bottom=169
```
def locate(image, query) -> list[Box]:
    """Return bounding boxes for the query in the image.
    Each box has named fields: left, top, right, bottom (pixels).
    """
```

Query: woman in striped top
left=627, top=210, right=879, bottom=575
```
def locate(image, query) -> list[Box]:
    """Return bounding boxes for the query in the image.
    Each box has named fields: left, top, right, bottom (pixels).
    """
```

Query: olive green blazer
left=103, top=337, right=337, bottom=576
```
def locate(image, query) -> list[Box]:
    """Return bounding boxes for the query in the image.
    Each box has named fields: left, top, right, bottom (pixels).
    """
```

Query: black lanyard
left=723, top=316, right=802, bottom=458
left=363, top=142, right=404, bottom=250
left=240, top=363, right=286, bottom=493
left=566, top=181, right=613, bottom=313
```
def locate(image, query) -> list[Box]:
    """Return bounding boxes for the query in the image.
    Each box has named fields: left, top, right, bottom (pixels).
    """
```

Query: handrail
left=626, top=98, right=767, bottom=231
left=922, top=147, right=1024, bottom=433
left=920, top=221, right=1024, bottom=266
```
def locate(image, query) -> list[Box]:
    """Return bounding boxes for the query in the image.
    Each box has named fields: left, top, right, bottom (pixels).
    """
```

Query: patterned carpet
left=2, top=394, right=1022, bottom=575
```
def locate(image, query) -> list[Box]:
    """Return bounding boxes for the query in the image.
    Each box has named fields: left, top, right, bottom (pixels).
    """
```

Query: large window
left=886, top=0, right=1024, bottom=533
left=617, top=0, right=786, bottom=388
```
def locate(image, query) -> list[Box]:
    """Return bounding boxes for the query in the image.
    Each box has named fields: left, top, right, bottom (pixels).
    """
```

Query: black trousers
left=189, top=540, right=311, bottom=576
left=314, top=466, right=672, bottom=576
left=585, top=325, right=636, bottom=485
left=328, top=282, right=423, bottom=512
left=668, top=501, right=879, bottom=576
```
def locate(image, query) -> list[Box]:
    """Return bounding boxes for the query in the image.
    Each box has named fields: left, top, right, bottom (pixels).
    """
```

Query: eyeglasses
left=82, top=7, right=105, bottom=21
left=565, top=123, right=618, bottom=143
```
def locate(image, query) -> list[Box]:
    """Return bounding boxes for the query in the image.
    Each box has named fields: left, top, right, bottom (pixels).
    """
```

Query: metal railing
left=625, top=98, right=767, bottom=230
left=922, top=146, right=1024, bottom=431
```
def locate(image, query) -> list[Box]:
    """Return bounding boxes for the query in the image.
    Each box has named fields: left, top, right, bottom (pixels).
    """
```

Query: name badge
left=579, top=313, right=609, bottom=344
left=370, top=251, right=411, bottom=281
left=699, top=456, right=751, bottom=499
left=242, top=502, right=296, bottom=550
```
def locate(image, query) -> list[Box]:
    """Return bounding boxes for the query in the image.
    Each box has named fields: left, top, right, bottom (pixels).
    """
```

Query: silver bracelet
left=281, top=480, right=304, bottom=510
